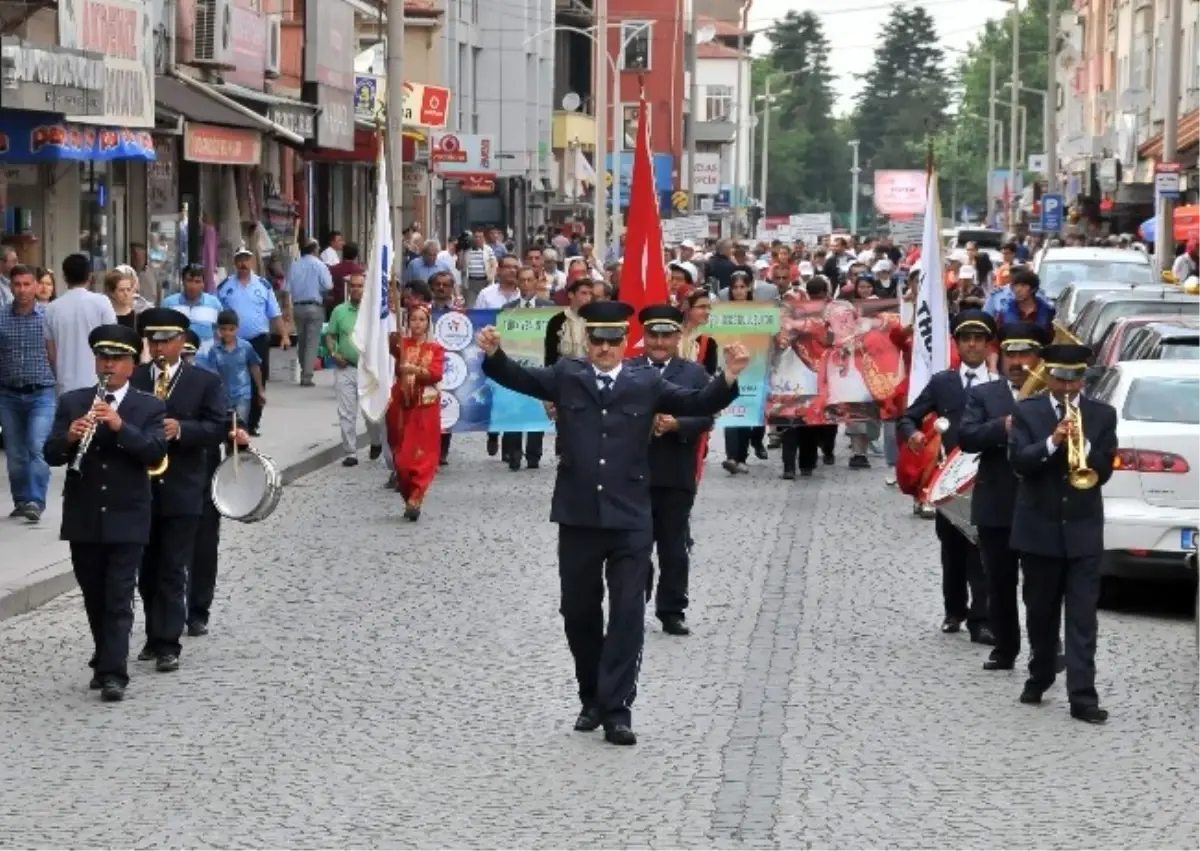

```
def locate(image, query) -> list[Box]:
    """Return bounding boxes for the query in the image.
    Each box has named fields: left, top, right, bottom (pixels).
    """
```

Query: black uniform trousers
left=749, top=426, right=766, bottom=452
left=557, top=524, right=652, bottom=727
left=188, top=500, right=221, bottom=628
left=501, top=431, right=543, bottom=464
left=72, top=542, right=142, bottom=687
left=935, top=512, right=988, bottom=627
left=978, top=525, right=1021, bottom=662
left=778, top=426, right=827, bottom=472
left=649, top=486, right=695, bottom=619
left=817, top=424, right=837, bottom=458
left=724, top=426, right=752, bottom=463
left=1021, top=552, right=1101, bottom=707
left=247, top=333, right=271, bottom=432
left=139, top=515, right=200, bottom=657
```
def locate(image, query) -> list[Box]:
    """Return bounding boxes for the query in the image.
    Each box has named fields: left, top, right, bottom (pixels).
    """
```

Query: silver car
left=1031, top=247, right=1156, bottom=300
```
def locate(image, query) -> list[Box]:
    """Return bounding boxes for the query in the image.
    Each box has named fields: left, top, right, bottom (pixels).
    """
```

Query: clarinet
left=68, top=373, right=113, bottom=476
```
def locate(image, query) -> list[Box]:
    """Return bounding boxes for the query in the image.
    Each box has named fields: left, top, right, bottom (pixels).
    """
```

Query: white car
left=1030, top=246, right=1156, bottom=301
left=1091, top=360, right=1200, bottom=580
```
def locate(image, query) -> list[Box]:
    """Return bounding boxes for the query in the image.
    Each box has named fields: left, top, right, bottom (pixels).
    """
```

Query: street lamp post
left=848, top=139, right=861, bottom=235
left=757, top=70, right=802, bottom=219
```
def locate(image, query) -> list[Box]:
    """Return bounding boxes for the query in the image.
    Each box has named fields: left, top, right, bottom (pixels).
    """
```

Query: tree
left=750, top=11, right=848, bottom=216
left=851, top=5, right=951, bottom=176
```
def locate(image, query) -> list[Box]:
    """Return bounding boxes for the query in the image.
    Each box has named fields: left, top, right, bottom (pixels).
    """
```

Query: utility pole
left=848, top=139, right=861, bottom=235
left=1045, top=0, right=1059, bottom=193
left=1008, top=0, right=1020, bottom=232
left=593, top=0, right=609, bottom=258
left=685, top=1, right=698, bottom=212
left=1155, top=0, right=1183, bottom=276
left=759, top=75, right=773, bottom=215
left=385, top=0, right=406, bottom=251
left=987, top=56, right=997, bottom=223
left=731, top=22, right=746, bottom=236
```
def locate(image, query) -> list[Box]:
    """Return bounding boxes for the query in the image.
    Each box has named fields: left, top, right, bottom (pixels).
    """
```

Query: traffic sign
left=1040, top=192, right=1064, bottom=233
left=1155, top=162, right=1181, bottom=199
left=672, top=190, right=689, bottom=212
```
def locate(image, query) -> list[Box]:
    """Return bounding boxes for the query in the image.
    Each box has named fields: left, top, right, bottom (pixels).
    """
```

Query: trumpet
left=68, top=374, right=113, bottom=476
left=1063, top=394, right=1099, bottom=490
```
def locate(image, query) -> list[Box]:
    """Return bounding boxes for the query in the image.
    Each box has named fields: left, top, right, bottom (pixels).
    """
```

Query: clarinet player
left=44, top=324, right=168, bottom=702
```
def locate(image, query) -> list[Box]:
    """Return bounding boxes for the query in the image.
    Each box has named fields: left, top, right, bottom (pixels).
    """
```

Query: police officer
left=477, top=300, right=747, bottom=745
left=959, top=321, right=1051, bottom=670
left=43, top=324, right=168, bottom=702
left=1009, top=343, right=1117, bottom=724
left=631, top=304, right=715, bottom=636
left=898, top=309, right=998, bottom=643
left=131, top=308, right=227, bottom=672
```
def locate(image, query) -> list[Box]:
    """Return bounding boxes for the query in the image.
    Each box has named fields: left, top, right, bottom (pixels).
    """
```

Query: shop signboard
left=0, top=38, right=106, bottom=116
left=0, top=112, right=155, bottom=161
left=58, top=0, right=156, bottom=127
left=430, top=133, right=496, bottom=177
left=307, top=83, right=354, bottom=151
left=183, top=122, right=262, bottom=165
left=303, top=0, right=354, bottom=150
left=873, top=170, right=926, bottom=216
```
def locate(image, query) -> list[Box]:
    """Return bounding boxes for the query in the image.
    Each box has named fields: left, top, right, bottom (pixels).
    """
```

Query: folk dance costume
left=481, top=300, right=741, bottom=745
left=44, top=324, right=168, bottom=702
left=385, top=305, right=445, bottom=521
left=131, top=309, right=227, bottom=672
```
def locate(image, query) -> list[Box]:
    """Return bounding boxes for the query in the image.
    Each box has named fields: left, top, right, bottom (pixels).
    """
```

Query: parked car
left=1031, top=247, right=1156, bottom=300
left=1054, top=280, right=1177, bottom=325
left=1090, top=360, right=1199, bottom=580
left=1117, top=321, right=1200, bottom=362
left=1069, top=291, right=1200, bottom=350
left=1087, top=315, right=1200, bottom=392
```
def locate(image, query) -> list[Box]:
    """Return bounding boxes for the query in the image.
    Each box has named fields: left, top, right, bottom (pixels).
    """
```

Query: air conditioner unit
left=265, top=14, right=282, bottom=77
left=193, top=0, right=235, bottom=68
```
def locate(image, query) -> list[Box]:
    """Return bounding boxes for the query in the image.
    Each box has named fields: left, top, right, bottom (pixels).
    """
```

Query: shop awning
left=0, top=110, right=155, bottom=162
left=1138, top=109, right=1199, bottom=160
left=154, top=74, right=305, bottom=146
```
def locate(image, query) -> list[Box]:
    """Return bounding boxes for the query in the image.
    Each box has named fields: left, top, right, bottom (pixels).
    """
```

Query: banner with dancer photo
left=765, top=298, right=908, bottom=426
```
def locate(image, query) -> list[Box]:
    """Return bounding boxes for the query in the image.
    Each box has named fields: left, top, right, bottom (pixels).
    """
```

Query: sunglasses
left=587, top=334, right=625, bottom=347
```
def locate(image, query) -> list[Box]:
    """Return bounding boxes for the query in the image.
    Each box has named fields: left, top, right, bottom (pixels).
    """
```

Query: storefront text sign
left=1, top=38, right=106, bottom=115
left=430, top=133, right=496, bottom=177
left=183, top=123, right=262, bottom=165
left=58, top=0, right=155, bottom=127
left=309, top=84, right=354, bottom=151
left=353, top=75, right=451, bottom=130
left=268, top=105, right=315, bottom=140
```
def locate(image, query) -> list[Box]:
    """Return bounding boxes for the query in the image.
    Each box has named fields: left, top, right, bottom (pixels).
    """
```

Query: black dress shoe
left=1018, top=687, right=1044, bottom=705
left=527, top=459, right=540, bottom=470
left=573, top=708, right=602, bottom=732
left=799, top=468, right=814, bottom=477
left=780, top=470, right=795, bottom=480
left=753, top=446, right=768, bottom=460
left=969, top=626, right=997, bottom=646
left=1055, top=653, right=1067, bottom=673
left=1070, top=704, right=1108, bottom=724
left=660, top=616, right=691, bottom=636
left=508, top=455, right=521, bottom=471
left=342, top=457, right=359, bottom=467
left=137, top=645, right=154, bottom=662
left=89, top=675, right=102, bottom=690
left=156, top=654, right=180, bottom=673
left=822, top=452, right=835, bottom=466
left=369, top=444, right=383, bottom=460
left=486, top=435, right=499, bottom=456
left=941, top=617, right=963, bottom=634
left=603, top=724, right=637, bottom=746
left=187, top=621, right=209, bottom=637
left=983, top=658, right=1015, bottom=671
left=100, top=681, right=125, bottom=702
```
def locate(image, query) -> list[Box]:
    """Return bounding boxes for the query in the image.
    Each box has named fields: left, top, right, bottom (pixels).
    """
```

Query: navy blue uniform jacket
left=44, top=385, right=168, bottom=544
left=958, top=381, right=1021, bottom=529
left=629, top=355, right=714, bottom=493
left=898, top=368, right=973, bottom=452
left=482, top=348, right=738, bottom=529
left=1007, top=394, right=1118, bottom=558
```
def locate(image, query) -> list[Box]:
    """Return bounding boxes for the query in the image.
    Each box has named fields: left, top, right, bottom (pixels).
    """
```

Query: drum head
left=924, top=448, right=980, bottom=505
left=212, top=452, right=272, bottom=519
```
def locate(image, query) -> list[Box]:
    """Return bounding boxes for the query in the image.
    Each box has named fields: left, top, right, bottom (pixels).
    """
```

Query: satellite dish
left=562, top=92, right=581, bottom=112
left=695, top=24, right=717, bottom=45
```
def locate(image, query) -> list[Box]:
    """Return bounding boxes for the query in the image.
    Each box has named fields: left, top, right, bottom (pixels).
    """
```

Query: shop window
left=79, top=160, right=110, bottom=274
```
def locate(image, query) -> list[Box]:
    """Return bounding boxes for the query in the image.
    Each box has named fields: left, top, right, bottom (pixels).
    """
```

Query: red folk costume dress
left=385, top=322, right=446, bottom=511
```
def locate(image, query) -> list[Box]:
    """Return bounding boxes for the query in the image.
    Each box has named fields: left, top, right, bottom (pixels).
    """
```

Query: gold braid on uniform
left=559, top=309, right=588, bottom=358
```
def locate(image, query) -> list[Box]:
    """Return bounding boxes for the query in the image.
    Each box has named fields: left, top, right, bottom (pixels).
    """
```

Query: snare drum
left=211, top=448, right=283, bottom=523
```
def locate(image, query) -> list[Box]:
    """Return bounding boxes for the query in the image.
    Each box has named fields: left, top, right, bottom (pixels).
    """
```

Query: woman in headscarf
left=385, top=304, right=445, bottom=521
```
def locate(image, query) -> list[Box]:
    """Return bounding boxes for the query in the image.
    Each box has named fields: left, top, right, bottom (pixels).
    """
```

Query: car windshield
left=1123, top=377, right=1200, bottom=424
left=1090, top=302, right=1198, bottom=347
left=1039, top=260, right=1153, bottom=298
left=1161, top=342, right=1200, bottom=359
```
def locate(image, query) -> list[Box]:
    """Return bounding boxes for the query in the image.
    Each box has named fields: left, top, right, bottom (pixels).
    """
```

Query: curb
left=0, top=432, right=369, bottom=624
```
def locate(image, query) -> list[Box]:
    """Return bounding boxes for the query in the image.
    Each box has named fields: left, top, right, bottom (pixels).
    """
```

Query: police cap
left=998, top=321, right=1050, bottom=353
left=138, top=307, right=190, bottom=341
left=579, top=300, right=634, bottom=341
left=952, top=309, right=997, bottom=340
left=638, top=304, right=684, bottom=335
left=89, top=323, right=142, bottom=358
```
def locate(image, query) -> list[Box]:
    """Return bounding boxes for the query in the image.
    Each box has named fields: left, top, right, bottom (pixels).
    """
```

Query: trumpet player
left=43, top=324, right=168, bottom=702
left=131, top=309, right=227, bottom=671
left=1008, top=343, right=1117, bottom=724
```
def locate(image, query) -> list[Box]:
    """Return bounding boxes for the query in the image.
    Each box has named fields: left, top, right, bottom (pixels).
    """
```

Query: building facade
left=692, top=14, right=752, bottom=233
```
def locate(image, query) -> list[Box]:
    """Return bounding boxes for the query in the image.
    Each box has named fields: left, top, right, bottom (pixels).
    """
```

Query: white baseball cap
left=872, top=259, right=893, bottom=274
left=680, top=239, right=697, bottom=250
left=668, top=260, right=698, bottom=283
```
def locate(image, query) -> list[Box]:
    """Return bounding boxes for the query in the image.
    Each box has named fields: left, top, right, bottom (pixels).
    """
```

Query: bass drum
left=211, top=448, right=283, bottom=523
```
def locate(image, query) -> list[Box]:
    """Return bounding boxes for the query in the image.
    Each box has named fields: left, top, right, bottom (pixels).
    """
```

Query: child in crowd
left=203, top=310, right=266, bottom=423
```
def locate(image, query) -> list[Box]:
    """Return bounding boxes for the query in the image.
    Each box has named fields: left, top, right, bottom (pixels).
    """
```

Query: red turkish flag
left=618, top=92, right=669, bottom=350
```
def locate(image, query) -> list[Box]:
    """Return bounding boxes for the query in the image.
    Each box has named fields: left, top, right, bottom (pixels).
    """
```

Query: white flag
left=352, top=146, right=397, bottom=423
left=907, top=170, right=950, bottom=406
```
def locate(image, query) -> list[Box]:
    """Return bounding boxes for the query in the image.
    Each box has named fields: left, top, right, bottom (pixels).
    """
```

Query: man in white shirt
left=460, top=231, right=497, bottom=305
left=474, top=255, right=522, bottom=309
left=44, top=253, right=118, bottom=394
left=320, top=231, right=344, bottom=265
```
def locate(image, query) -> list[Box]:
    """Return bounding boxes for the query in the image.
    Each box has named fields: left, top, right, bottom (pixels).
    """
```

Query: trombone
left=148, top=356, right=171, bottom=478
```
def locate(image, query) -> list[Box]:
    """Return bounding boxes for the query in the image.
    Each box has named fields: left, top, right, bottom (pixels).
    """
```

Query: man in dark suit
left=899, top=309, right=997, bottom=643
left=1009, top=343, right=1117, bottom=724
left=477, top=300, right=746, bottom=746
left=630, top=304, right=715, bottom=637
left=131, top=308, right=227, bottom=671
left=44, top=324, right=168, bottom=702
left=499, top=266, right=556, bottom=471
left=959, top=321, right=1051, bottom=670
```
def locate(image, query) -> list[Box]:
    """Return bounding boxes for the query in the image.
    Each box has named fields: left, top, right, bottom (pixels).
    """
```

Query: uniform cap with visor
left=1039, top=343, right=1092, bottom=381
left=137, top=307, right=191, bottom=341
left=89, top=324, right=142, bottom=358
left=579, top=300, right=634, bottom=341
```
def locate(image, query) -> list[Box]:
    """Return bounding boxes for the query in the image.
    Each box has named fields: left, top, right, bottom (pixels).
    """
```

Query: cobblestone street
left=0, top=434, right=1195, bottom=849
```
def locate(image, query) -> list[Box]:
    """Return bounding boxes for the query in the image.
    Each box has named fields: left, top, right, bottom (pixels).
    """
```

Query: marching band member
left=633, top=304, right=716, bottom=636
left=898, top=309, right=997, bottom=643
left=385, top=303, right=445, bottom=521
left=958, top=321, right=1051, bottom=670
left=182, top=329, right=200, bottom=362
left=1009, top=343, right=1117, bottom=724
left=476, top=300, right=745, bottom=746
left=44, top=324, right=168, bottom=702
left=131, top=308, right=227, bottom=672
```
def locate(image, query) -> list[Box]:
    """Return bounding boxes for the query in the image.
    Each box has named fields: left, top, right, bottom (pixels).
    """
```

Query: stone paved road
left=0, top=434, right=1196, bottom=849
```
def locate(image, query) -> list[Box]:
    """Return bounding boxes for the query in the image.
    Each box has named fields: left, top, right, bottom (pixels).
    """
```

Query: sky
left=746, top=0, right=1020, bottom=116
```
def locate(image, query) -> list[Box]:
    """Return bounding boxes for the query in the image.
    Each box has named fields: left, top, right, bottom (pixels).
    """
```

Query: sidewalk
left=0, top=349, right=367, bottom=621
